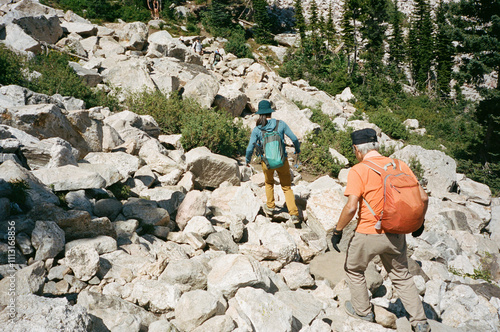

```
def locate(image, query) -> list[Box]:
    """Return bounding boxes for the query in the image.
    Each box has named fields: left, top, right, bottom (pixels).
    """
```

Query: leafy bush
left=186, top=15, right=201, bottom=34
left=369, top=112, right=409, bottom=140
left=119, top=1, right=151, bottom=22
left=408, top=156, right=425, bottom=181
left=0, top=45, right=23, bottom=86
left=300, top=108, right=356, bottom=177
left=45, top=0, right=154, bottom=22
left=300, top=139, right=342, bottom=176
left=225, top=29, right=253, bottom=59
left=181, top=108, right=250, bottom=157
left=26, top=51, right=119, bottom=110
left=125, top=89, right=250, bottom=157
left=109, top=182, right=131, bottom=200
left=56, top=0, right=117, bottom=22
left=125, top=89, right=190, bottom=134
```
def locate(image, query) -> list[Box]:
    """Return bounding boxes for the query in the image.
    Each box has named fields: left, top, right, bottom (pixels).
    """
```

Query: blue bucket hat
left=256, top=100, right=275, bottom=115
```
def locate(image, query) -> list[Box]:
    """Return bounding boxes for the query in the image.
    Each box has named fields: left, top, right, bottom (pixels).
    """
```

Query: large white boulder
left=0, top=104, right=89, bottom=157
left=1, top=294, right=92, bottom=331
left=457, top=176, right=492, bottom=206
left=68, top=62, right=102, bottom=87
left=31, top=220, right=65, bottom=261
left=182, top=73, right=220, bottom=108
left=207, top=254, right=271, bottom=298
left=101, top=58, right=156, bottom=92
left=207, top=183, right=261, bottom=223
left=246, top=219, right=298, bottom=264
left=32, top=165, right=106, bottom=191
left=213, top=86, right=248, bottom=117
left=60, top=21, right=97, bottom=37
left=175, top=190, right=209, bottom=230
left=173, top=290, right=219, bottom=331
left=1, top=23, right=41, bottom=53
left=0, top=160, right=59, bottom=209
left=13, top=15, right=63, bottom=44
left=185, top=147, right=240, bottom=189
left=84, top=151, right=142, bottom=179
left=116, top=21, right=148, bottom=51
left=147, top=30, right=201, bottom=64
left=232, top=287, right=293, bottom=332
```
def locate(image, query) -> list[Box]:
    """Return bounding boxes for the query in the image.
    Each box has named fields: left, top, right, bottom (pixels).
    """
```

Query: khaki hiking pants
left=262, top=159, right=298, bottom=216
left=345, top=232, right=427, bottom=327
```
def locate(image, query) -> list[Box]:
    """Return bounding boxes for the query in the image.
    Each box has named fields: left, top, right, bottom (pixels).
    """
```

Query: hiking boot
left=413, top=322, right=431, bottom=332
left=262, top=205, right=277, bottom=217
left=290, top=215, right=300, bottom=224
left=344, top=301, right=375, bottom=322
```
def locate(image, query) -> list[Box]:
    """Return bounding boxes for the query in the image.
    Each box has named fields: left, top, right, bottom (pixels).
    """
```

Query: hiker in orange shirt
left=331, top=128, right=431, bottom=332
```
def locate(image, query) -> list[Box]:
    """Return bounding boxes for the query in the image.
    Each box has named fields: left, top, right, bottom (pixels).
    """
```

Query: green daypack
left=260, top=120, right=285, bottom=169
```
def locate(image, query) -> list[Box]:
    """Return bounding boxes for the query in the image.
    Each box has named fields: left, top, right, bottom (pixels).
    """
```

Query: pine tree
left=450, top=0, right=500, bottom=166
left=202, top=0, right=234, bottom=37
left=388, top=0, right=405, bottom=68
left=453, top=0, right=500, bottom=90
left=360, top=0, right=389, bottom=73
left=435, top=1, right=454, bottom=96
left=408, top=0, right=433, bottom=89
left=252, top=0, right=273, bottom=44
left=325, top=2, right=337, bottom=49
left=341, top=0, right=363, bottom=73
left=294, top=0, right=306, bottom=42
left=309, top=0, right=319, bottom=33
left=308, top=0, right=322, bottom=56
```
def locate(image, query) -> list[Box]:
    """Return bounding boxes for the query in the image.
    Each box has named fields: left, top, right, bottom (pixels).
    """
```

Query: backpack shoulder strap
left=260, top=124, right=266, bottom=136
left=360, top=160, right=384, bottom=224
left=393, top=158, right=402, bottom=171
left=362, top=160, right=382, bottom=174
left=274, top=120, right=280, bottom=131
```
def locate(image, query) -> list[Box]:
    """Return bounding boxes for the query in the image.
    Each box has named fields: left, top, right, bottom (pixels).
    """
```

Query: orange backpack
left=362, top=159, right=425, bottom=234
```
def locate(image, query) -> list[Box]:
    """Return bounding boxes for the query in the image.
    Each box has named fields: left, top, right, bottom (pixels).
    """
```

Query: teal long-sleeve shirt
left=245, top=118, right=300, bottom=164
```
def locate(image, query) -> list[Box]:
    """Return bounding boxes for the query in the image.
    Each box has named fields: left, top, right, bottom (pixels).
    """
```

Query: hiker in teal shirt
left=245, top=100, right=301, bottom=224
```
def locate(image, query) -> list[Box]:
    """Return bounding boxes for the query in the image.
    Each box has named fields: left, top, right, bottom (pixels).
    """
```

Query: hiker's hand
left=331, top=229, right=343, bottom=252
left=412, top=223, right=425, bottom=237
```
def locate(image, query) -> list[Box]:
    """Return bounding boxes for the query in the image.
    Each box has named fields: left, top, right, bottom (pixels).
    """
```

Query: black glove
left=412, top=223, right=425, bottom=237
left=331, top=229, right=343, bottom=252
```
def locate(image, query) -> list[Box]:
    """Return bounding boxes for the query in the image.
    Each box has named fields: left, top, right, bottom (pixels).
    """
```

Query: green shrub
left=57, top=0, right=117, bottom=22
left=119, top=2, right=151, bottom=22
left=225, top=29, right=253, bottom=59
left=109, top=182, right=131, bottom=200
left=46, top=0, right=155, bottom=22
left=0, top=45, right=23, bottom=86
left=300, top=139, right=342, bottom=177
left=56, top=191, right=70, bottom=210
left=181, top=108, right=250, bottom=157
left=125, top=89, right=197, bottom=134
left=369, top=112, right=409, bottom=140
left=300, top=108, right=356, bottom=177
left=125, top=89, right=250, bottom=157
left=26, top=51, right=119, bottom=110
left=408, top=156, right=425, bottom=181
left=379, top=144, right=396, bottom=158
